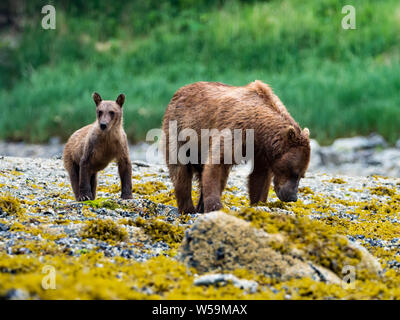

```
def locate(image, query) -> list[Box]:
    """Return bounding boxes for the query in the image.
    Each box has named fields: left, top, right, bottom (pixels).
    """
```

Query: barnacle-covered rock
left=179, top=211, right=381, bottom=283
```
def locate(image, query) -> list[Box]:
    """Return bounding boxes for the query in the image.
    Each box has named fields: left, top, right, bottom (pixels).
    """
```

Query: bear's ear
left=302, top=128, right=310, bottom=139
left=92, top=92, right=102, bottom=106
left=285, top=126, right=297, bottom=143
left=116, top=94, right=125, bottom=107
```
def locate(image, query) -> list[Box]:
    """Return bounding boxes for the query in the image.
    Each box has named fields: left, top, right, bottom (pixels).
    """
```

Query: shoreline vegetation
left=1, top=0, right=400, bottom=144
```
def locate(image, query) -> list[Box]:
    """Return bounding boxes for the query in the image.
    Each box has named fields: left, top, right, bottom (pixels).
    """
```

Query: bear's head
left=271, top=126, right=310, bottom=202
left=92, top=92, right=125, bottom=132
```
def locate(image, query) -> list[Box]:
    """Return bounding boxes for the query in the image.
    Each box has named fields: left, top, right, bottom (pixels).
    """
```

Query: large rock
left=311, top=133, right=400, bottom=176
left=331, top=133, right=387, bottom=152
left=317, top=134, right=387, bottom=167
left=396, top=139, right=400, bottom=149
left=308, top=139, right=322, bottom=170
left=178, top=211, right=381, bottom=284
left=178, top=211, right=343, bottom=284
left=347, top=240, right=381, bottom=274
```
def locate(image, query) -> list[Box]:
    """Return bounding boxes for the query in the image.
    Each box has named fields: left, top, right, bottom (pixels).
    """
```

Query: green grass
left=1, top=0, right=399, bottom=144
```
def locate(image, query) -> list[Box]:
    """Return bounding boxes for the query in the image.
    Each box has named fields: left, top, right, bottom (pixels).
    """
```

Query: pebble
left=194, top=274, right=259, bottom=294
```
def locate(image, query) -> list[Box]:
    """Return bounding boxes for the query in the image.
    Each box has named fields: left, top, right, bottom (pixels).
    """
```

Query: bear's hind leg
left=202, top=164, right=225, bottom=213
left=170, top=164, right=195, bottom=214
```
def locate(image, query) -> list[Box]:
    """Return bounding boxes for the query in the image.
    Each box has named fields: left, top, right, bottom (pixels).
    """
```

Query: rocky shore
left=1, top=133, right=400, bottom=177
left=1, top=155, right=400, bottom=299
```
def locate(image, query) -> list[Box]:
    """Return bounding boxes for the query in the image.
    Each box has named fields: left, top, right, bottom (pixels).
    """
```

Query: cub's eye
left=109, top=111, right=115, bottom=117
left=98, top=111, right=103, bottom=117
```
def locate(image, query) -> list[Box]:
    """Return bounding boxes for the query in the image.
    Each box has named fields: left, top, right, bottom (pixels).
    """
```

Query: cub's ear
left=116, top=94, right=125, bottom=107
left=302, top=128, right=310, bottom=139
left=92, top=92, right=102, bottom=106
left=285, top=126, right=297, bottom=143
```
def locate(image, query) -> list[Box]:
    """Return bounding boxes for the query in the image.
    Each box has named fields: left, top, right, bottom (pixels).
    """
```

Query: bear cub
left=63, top=92, right=133, bottom=201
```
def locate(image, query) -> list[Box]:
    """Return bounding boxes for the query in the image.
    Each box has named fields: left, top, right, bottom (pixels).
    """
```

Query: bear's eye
left=98, top=111, right=103, bottom=117
left=109, top=111, right=115, bottom=117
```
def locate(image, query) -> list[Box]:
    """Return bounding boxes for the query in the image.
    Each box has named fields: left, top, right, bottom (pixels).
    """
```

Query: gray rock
left=332, top=133, right=387, bottom=152
left=308, top=139, right=321, bottom=169
left=347, top=240, right=382, bottom=274
left=0, top=222, right=9, bottom=231
left=178, top=211, right=342, bottom=284
left=132, top=160, right=151, bottom=167
left=4, top=289, right=30, bottom=300
left=194, top=273, right=258, bottom=293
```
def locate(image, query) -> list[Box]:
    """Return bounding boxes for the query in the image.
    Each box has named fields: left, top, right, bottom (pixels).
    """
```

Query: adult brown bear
left=162, top=80, right=310, bottom=214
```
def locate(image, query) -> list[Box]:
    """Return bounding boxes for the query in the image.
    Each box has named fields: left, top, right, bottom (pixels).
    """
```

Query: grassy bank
left=1, top=0, right=399, bottom=144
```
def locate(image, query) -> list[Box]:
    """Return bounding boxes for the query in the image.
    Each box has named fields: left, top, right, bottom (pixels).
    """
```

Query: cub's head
left=92, top=92, right=125, bottom=132
left=271, top=126, right=310, bottom=202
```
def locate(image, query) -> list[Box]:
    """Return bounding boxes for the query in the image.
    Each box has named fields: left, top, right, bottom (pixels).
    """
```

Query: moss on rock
left=83, top=198, right=120, bottom=210
left=134, top=216, right=185, bottom=247
left=232, top=208, right=381, bottom=278
left=0, top=193, right=25, bottom=216
left=327, top=178, right=347, bottom=184
left=179, top=210, right=381, bottom=284
left=80, top=219, right=129, bottom=242
left=132, top=181, right=167, bottom=195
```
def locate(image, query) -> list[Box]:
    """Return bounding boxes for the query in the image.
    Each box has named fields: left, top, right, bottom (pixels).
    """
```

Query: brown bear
left=63, top=92, right=133, bottom=201
left=162, top=80, right=310, bottom=214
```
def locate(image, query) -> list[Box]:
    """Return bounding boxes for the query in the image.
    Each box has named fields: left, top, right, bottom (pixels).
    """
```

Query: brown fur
left=63, top=93, right=132, bottom=201
left=162, top=80, right=310, bottom=214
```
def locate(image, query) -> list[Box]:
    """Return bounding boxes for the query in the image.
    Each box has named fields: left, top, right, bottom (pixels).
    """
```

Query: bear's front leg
left=118, top=156, right=133, bottom=199
left=202, top=164, right=223, bottom=213
left=78, top=160, right=93, bottom=201
left=248, top=164, right=272, bottom=205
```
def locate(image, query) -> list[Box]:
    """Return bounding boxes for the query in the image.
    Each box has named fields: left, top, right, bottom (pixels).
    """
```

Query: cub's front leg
left=78, top=159, right=93, bottom=201
left=118, top=156, right=133, bottom=199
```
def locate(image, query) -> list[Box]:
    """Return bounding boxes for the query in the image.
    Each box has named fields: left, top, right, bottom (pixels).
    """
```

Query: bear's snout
left=281, top=193, right=298, bottom=202
left=276, top=187, right=298, bottom=203
left=100, top=123, right=107, bottom=131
